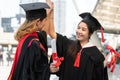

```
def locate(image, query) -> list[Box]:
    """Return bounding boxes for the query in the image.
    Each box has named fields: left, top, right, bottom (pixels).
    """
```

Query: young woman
left=48, top=3, right=108, bottom=80
left=8, top=2, right=51, bottom=80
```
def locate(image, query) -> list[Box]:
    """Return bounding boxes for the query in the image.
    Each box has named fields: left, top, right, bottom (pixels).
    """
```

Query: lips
left=76, top=32, right=83, bottom=38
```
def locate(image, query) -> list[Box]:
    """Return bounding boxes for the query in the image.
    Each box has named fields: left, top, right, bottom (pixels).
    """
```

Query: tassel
left=110, top=56, right=116, bottom=72
left=100, top=27, right=105, bottom=42
left=74, top=49, right=82, bottom=67
left=74, top=49, right=82, bottom=68
left=74, top=53, right=80, bottom=67
left=108, top=54, right=116, bottom=72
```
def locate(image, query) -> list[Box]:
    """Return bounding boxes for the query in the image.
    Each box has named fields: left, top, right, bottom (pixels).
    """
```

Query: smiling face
left=76, top=21, right=91, bottom=43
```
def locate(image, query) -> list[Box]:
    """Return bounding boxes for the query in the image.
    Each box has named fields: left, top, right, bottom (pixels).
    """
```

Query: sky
left=65, top=0, right=97, bottom=36
left=0, top=0, right=19, bottom=17
left=0, top=0, right=97, bottom=36
left=0, top=0, right=119, bottom=51
left=0, top=0, right=48, bottom=17
left=0, top=0, right=97, bottom=17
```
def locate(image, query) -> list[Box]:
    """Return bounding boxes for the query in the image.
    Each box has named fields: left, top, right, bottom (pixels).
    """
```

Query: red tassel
left=100, top=27, right=105, bottom=42
left=74, top=49, right=82, bottom=68
left=74, top=53, right=80, bottom=67
left=110, top=56, right=116, bottom=72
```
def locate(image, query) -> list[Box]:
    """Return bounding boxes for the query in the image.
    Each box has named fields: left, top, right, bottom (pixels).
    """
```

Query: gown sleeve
left=93, top=62, right=108, bottom=80
left=56, top=33, right=72, bottom=57
left=28, top=40, right=49, bottom=80
left=84, top=47, right=108, bottom=80
left=50, top=33, right=72, bottom=76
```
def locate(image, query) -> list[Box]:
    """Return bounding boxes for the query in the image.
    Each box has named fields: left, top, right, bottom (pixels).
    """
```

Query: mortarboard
left=79, top=12, right=105, bottom=42
left=20, top=2, right=50, bottom=21
left=79, top=12, right=103, bottom=31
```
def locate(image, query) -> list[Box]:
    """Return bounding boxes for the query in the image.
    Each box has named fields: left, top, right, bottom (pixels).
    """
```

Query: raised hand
left=42, top=0, right=54, bottom=34
left=45, top=0, right=56, bottom=39
left=50, top=63, right=59, bottom=73
left=46, top=0, right=54, bottom=17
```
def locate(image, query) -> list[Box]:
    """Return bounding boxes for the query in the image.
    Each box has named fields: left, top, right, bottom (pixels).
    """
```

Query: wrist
left=50, top=18, right=54, bottom=19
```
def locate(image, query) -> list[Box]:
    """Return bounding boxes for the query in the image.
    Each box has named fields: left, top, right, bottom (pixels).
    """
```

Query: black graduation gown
left=55, top=33, right=108, bottom=80
left=12, top=31, right=50, bottom=80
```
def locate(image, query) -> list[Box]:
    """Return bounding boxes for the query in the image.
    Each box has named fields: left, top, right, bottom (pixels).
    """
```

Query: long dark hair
left=67, top=40, right=81, bottom=58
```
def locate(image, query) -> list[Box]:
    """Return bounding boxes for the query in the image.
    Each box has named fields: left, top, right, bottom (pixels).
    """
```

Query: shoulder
left=37, top=31, right=47, bottom=38
left=26, top=37, right=40, bottom=49
left=56, top=33, right=74, bottom=43
left=83, top=46, right=105, bottom=63
left=57, top=33, right=67, bottom=39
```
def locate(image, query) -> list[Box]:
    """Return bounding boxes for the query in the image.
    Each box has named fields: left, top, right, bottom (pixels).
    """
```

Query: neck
left=80, top=40, right=89, bottom=47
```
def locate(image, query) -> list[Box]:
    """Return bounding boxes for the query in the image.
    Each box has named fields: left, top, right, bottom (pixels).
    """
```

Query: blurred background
left=0, top=0, right=120, bottom=80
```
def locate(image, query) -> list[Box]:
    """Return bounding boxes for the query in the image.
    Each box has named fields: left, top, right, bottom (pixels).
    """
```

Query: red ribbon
left=74, top=53, right=80, bottom=67
left=106, top=45, right=120, bottom=72
left=28, top=38, right=47, bottom=53
left=74, top=49, right=82, bottom=68
left=52, top=52, right=64, bottom=67
left=100, top=27, right=105, bottom=42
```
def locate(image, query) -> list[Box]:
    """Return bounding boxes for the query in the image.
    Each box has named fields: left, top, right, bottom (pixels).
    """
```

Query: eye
left=82, top=28, right=86, bottom=31
left=77, top=26, right=80, bottom=29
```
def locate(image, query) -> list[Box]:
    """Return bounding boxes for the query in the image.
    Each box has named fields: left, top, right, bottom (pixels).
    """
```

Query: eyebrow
left=78, top=25, right=88, bottom=29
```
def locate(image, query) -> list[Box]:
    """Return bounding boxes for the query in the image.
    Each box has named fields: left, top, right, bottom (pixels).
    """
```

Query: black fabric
left=26, top=9, right=47, bottom=21
left=20, top=2, right=50, bottom=20
left=12, top=32, right=50, bottom=80
left=20, top=2, right=50, bottom=11
left=79, top=12, right=103, bottom=33
left=54, top=33, right=108, bottom=80
left=38, top=31, right=48, bottom=52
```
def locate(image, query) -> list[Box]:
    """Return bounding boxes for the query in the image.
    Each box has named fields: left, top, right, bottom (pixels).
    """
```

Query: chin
left=76, top=37, right=81, bottom=41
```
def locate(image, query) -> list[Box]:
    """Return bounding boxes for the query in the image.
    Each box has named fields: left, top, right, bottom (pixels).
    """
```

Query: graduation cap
left=20, top=2, right=50, bottom=21
left=79, top=12, right=105, bottom=42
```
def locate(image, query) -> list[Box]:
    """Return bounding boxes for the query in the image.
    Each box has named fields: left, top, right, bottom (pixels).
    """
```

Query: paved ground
left=108, top=64, right=120, bottom=80
left=0, top=63, right=120, bottom=80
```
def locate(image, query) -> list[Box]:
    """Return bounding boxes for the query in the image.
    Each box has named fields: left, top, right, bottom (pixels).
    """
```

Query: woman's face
left=37, top=18, right=47, bottom=31
left=76, top=22, right=90, bottom=42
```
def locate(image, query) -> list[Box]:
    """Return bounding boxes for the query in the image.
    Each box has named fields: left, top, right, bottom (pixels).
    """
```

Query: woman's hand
left=50, top=63, right=59, bottom=73
left=42, top=0, right=54, bottom=34
left=104, top=53, right=111, bottom=67
left=46, top=0, right=54, bottom=18
left=44, top=0, right=57, bottom=39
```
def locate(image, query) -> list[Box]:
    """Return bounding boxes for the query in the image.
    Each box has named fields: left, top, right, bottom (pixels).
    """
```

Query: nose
left=76, top=28, right=82, bottom=33
left=76, top=29, right=79, bottom=34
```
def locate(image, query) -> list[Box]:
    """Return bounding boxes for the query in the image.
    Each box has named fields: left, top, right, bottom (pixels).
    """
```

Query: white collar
left=82, top=42, right=95, bottom=48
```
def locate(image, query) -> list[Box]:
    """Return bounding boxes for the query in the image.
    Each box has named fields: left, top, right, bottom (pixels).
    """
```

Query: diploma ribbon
left=106, top=45, right=120, bottom=72
left=52, top=52, right=64, bottom=67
